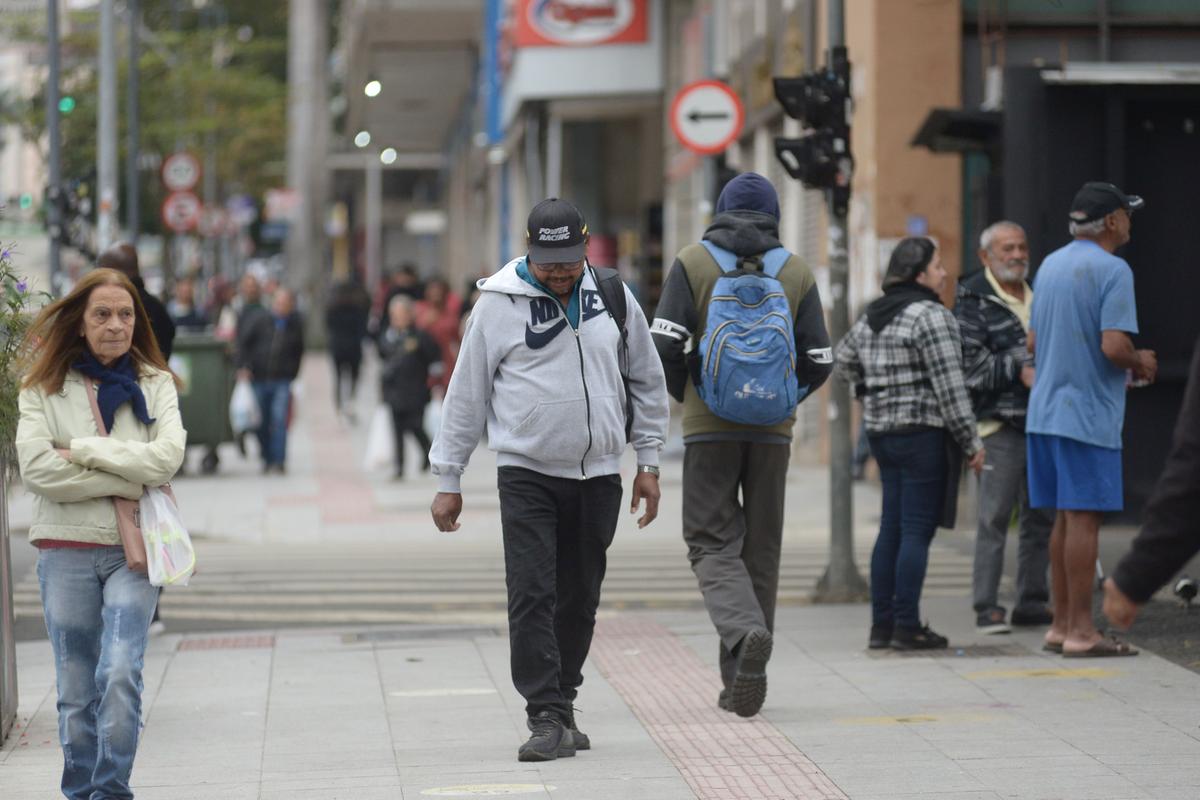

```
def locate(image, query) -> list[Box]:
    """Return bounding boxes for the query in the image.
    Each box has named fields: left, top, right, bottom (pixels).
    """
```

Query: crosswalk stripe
left=12, top=542, right=978, bottom=624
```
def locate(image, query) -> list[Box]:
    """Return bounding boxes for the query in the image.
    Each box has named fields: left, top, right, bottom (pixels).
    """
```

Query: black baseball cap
left=1069, top=181, right=1144, bottom=224
left=526, top=198, right=589, bottom=264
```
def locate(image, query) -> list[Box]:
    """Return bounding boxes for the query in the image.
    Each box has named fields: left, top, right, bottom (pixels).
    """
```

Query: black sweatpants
left=497, top=466, right=623, bottom=722
left=682, top=441, right=790, bottom=689
left=390, top=408, right=431, bottom=474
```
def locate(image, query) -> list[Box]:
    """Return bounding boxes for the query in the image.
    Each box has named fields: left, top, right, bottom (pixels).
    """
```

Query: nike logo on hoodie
left=525, top=319, right=568, bottom=349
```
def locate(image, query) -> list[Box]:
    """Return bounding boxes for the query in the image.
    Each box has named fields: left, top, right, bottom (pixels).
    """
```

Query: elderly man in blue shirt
left=1026, top=182, right=1157, bottom=658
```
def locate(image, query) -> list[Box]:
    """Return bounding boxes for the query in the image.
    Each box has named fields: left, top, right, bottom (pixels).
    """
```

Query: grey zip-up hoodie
left=430, top=258, right=669, bottom=492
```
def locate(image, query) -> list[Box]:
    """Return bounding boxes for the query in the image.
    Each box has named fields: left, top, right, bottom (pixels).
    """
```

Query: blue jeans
left=253, top=380, right=292, bottom=466
left=38, top=546, right=159, bottom=800
left=868, top=428, right=948, bottom=629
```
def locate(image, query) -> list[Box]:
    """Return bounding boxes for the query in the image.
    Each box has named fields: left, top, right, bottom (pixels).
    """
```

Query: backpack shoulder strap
left=761, top=247, right=792, bottom=278
left=700, top=241, right=739, bottom=273
left=591, top=266, right=627, bottom=331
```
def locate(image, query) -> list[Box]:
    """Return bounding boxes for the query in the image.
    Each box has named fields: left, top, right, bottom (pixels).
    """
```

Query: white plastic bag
left=363, top=404, right=395, bottom=471
left=229, top=378, right=261, bottom=435
left=140, top=487, right=196, bottom=587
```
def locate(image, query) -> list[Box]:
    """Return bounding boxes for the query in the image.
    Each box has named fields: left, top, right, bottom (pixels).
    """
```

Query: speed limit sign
left=161, top=152, right=201, bottom=193
left=161, top=191, right=202, bottom=233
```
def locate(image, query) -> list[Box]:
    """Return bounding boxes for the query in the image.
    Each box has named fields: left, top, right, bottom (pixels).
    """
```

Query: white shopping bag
left=363, top=404, right=395, bottom=472
left=140, top=487, right=196, bottom=587
left=229, top=378, right=261, bottom=435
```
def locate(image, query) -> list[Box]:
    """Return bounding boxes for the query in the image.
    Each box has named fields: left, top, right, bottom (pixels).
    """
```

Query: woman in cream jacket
left=16, top=268, right=186, bottom=800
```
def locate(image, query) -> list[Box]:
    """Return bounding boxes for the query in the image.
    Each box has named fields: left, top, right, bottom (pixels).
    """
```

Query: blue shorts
left=1026, top=433, right=1123, bottom=512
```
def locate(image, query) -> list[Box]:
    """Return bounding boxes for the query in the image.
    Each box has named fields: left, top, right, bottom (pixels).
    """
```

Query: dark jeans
left=497, top=466, right=623, bottom=722
left=390, top=407, right=431, bottom=474
left=332, top=356, right=361, bottom=412
left=972, top=424, right=1053, bottom=612
left=869, top=428, right=948, bottom=629
left=682, top=440, right=790, bottom=688
left=252, top=380, right=291, bottom=466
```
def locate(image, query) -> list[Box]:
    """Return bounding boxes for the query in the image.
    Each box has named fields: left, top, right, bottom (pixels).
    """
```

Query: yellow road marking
left=964, top=667, right=1120, bottom=680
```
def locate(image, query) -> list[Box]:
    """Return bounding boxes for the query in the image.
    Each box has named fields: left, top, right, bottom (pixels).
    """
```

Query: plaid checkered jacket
left=835, top=300, right=983, bottom=455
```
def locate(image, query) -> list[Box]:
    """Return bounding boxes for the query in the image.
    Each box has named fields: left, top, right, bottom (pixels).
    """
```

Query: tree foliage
left=12, top=2, right=290, bottom=234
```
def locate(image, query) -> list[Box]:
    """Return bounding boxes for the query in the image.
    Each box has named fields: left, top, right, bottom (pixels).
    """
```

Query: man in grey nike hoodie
left=429, top=198, right=669, bottom=762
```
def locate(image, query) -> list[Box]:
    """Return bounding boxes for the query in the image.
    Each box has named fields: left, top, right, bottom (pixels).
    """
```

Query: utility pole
left=815, top=0, right=866, bottom=602
left=126, top=0, right=140, bottom=240
left=97, top=0, right=119, bottom=250
left=774, top=0, right=866, bottom=601
left=285, top=0, right=330, bottom=341
left=46, top=0, right=63, bottom=293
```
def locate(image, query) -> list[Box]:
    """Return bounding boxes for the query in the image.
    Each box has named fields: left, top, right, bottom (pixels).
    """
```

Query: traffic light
left=18, top=193, right=33, bottom=210
left=58, top=95, right=75, bottom=114
left=773, top=46, right=854, bottom=216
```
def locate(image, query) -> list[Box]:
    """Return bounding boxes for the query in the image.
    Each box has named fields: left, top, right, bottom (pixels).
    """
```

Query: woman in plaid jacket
left=835, top=237, right=985, bottom=651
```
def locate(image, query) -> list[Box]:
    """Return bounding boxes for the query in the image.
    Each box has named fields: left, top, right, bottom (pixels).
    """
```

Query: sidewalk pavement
left=4, top=355, right=1200, bottom=798
left=5, top=598, right=1199, bottom=799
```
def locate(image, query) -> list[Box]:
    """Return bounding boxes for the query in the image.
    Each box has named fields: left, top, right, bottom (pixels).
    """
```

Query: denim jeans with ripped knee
left=38, top=546, right=158, bottom=800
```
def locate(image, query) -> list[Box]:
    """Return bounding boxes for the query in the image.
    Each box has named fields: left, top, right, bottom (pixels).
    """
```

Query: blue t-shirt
left=1026, top=239, right=1138, bottom=450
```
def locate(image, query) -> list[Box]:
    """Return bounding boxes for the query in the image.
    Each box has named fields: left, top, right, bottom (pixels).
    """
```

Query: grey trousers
left=682, top=440, right=790, bottom=688
left=972, top=424, right=1054, bottom=612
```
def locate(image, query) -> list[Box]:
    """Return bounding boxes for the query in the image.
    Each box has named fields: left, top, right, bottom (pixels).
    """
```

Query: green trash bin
left=170, top=334, right=235, bottom=474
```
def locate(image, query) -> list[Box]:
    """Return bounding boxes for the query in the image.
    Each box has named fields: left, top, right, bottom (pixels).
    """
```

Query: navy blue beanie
left=715, top=172, right=780, bottom=220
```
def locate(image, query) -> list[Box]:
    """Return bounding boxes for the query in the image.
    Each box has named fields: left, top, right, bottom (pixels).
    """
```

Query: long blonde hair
left=21, top=269, right=178, bottom=393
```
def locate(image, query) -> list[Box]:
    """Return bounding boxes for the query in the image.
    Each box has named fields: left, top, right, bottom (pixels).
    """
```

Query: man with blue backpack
left=652, top=172, right=832, bottom=717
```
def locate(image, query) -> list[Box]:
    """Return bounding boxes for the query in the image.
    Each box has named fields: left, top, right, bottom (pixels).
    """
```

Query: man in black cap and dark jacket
left=98, top=242, right=177, bottom=359
left=1104, top=336, right=1200, bottom=628
left=651, top=172, right=832, bottom=717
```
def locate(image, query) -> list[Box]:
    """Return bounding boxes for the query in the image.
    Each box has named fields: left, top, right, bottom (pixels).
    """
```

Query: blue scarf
left=72, top=351, right=156, bottom=432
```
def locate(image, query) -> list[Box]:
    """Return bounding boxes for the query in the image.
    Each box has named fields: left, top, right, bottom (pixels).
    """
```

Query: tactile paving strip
left=591, top=617, right=848, bottom=800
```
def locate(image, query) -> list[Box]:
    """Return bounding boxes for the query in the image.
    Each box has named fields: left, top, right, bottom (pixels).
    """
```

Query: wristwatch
left=637, top=465, right=660, bottom=477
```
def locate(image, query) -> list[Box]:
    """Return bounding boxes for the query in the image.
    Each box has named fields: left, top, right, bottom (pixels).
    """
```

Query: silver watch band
left=637, top=465, right=660, bottom=476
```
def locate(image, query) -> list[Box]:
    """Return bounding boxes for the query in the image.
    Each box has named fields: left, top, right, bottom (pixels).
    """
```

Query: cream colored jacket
left=16, top=367, right=187, bottom=545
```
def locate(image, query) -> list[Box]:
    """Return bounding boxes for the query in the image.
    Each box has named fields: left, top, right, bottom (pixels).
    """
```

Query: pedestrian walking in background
left=651, top=172, right=832, bottom=717
left=97, top=241, right=177, bottom=359
left=1027, top=182, right=1156, bottom=657
left=375, top=263, right=423, bottom=334
left=378, top=295, right=441, bottom=478
left=167, top=276, right=208, bottom=332
left=415, top=277, right=463, bottom=395
left=1104, top=334, right=1200, bottom=629
left=955, top=221, right=1054, bottom=635
left=835, top=237, right=985, bottom=651
left=429, top=198, right=669, bottom=762
left=236, top=287, right=305, bottom=474
left=16, top=269, right=186, bottom=800
left=325, top=278, right=371, bottom=423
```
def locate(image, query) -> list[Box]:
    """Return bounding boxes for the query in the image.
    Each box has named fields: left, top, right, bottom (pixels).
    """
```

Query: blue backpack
left=694, top=241, right=804, bottom=426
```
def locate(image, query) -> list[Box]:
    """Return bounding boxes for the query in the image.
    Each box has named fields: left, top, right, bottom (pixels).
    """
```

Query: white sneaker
left=148, top=621, right=166, bottom=637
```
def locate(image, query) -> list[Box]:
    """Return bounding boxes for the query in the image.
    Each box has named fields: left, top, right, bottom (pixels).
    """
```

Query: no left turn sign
left=670, top=80, right=745, bottom=156
left=161, top=191, right=202, bottom=233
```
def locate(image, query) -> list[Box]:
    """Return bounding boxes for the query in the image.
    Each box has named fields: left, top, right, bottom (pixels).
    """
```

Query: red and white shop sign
left=512, top=0, right=648, bottom=48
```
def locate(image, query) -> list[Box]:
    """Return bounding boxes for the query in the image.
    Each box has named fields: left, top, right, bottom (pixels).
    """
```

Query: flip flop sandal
left=1042, top=641, right=1064, bottom=654
left=1062, top=637, right=1139, bottom=658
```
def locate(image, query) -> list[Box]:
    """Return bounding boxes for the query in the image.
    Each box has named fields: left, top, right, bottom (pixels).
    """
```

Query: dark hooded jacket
left=652, top=198, right=832, bottom=442
left=953, top=269, right=1033, bottom=430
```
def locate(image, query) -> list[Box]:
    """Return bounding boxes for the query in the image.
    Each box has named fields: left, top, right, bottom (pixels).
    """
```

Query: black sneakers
left=868, top=624, right=893, bottom=650
left=975, top=606, right=1012, bottom=635
left=729, top=629, right=773, bottom=717
left=517, top=711, right=576, bottom=762
left=891, top=624, right=949, bottom=650
left=565, top=705, right=590, bottom=751
left=717, top=689, right=734, bottom=712
left=1011, top=606, right=1054, bottom=627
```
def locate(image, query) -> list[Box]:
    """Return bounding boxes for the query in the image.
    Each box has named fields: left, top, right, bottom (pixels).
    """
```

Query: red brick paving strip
left=177, top=634, right=276, bottom=651
left=591, top=617, right=848, bottom=800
